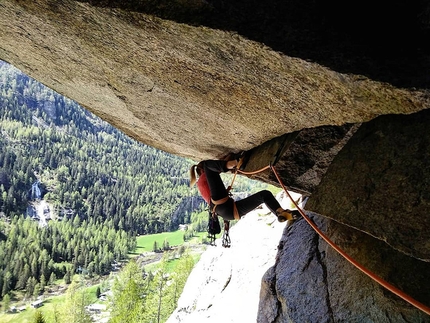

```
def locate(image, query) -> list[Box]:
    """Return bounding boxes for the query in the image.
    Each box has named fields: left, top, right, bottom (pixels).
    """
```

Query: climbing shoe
left=277, top=209, right=302, bottom=223
left=276, top=210, right=294, bottom=222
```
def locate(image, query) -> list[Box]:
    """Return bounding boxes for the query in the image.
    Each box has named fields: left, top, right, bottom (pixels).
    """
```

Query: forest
left=0, top=61, right=198, bottom=233
left=0, top=60, right=202, bottom=301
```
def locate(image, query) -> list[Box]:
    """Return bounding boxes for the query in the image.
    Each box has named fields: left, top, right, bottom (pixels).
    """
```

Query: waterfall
left=31, top=181, right=41, bottom=200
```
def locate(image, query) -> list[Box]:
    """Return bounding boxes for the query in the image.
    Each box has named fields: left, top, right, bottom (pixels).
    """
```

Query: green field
left=131, top=230, right=209, bottom=255
left=0, top=298, right=62, bottom=323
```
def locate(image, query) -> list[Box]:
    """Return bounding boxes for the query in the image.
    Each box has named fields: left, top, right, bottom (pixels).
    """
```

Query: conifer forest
left=0, top=60, right=201, bottom=301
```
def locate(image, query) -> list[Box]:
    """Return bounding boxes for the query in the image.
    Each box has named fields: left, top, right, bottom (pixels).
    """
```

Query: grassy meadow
left=132, top=230, right=209, bottom=255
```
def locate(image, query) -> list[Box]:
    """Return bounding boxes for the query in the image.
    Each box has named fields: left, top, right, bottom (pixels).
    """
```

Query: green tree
left=16, top=264, right=31, bottom=290
left=178, top=245, right=186, bottom=257
left=110, top=278, right=144, bottom=323
left=48, top=272, right=56, bottom=285
left=63, top=271, right=71, bottom=285
left=39, top=274, right=46, bottom=292
left=52, top=304, right=61, bottom=323
left=60, top=279, right=92, bottom=323
left=171, top=251, right=194, bottom=305
left=162, top=239, right=169, bottom=251
left=33, top=283, right=41, bottom=298
left=110, top=259, right=146, bottom=323
left=25, top=277, right=37, bottom=299
left=145, top=254, right=174, bottom=323
left=2, top=293, right=10, bottom=313
left=33, top=310, right=46, bottom=323
left=1, top=271, right=11, bottom=297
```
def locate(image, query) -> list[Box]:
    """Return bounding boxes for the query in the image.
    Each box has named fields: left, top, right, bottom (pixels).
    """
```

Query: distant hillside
left=0, top=60, right=200, bottom=234
left=0, top=60, right=207, bottom=298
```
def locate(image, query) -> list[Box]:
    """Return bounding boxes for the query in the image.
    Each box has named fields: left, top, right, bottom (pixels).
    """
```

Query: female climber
left=189, top=158, right=300, bottom=223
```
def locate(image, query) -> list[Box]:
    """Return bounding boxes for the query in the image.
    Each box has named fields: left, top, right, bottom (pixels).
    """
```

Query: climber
left=189, top=158, right=301, bottom=223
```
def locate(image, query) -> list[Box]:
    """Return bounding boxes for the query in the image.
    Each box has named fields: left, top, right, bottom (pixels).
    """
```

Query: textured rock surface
left=259, top=216, right=333, bottom=323
left=1, top=0, right=430, bottom=321
left=245, top=124, right=361, bottom=195
left=259, top=214, right=430, bottom=323
left=1, top=1, right=429, bottom=163
left=166, top=202, right=291, bottom=323
left=307, top=109, right=430, bottom=261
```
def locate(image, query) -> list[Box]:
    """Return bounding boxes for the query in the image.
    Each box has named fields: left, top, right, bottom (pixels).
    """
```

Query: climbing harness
left=208, top=161, right=242, bottom=248
left=211, top=196, right=240, bottom=221
left=232, top=162, right=430, bottom=316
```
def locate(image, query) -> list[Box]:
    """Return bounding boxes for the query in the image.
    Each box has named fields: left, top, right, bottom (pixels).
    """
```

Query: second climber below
left=189, top=158, right=301, bottom=223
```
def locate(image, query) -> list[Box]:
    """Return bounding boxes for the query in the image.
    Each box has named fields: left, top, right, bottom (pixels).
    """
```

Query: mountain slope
left=0, top=60, right=198, bottom=234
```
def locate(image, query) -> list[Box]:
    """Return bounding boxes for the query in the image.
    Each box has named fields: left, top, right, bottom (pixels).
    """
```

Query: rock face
left=257, top=110, right=430, bottom=322
left=1, top=0, right=430, bottom=321
left=1, top=1, right=429, bottom=162
left=167, top=197, right=297, bottom=323
left=167, top=212, right=283, bottom=323
left=259, top=214, right=430, bottom=323
left=307, top=110, right=430, bottom=262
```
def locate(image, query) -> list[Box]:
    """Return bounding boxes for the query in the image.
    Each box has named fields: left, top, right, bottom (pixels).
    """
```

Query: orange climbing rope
left=233, top=163, right=430, bottom=316
left=228, top=165, right=270, bottom=190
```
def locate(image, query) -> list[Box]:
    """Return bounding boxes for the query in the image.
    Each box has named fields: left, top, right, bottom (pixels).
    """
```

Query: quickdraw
left=222, top=220, right=231, bottom=248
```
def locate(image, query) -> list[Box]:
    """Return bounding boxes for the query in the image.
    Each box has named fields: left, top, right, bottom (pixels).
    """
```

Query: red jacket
left=196, top=172, right=211, bottom=204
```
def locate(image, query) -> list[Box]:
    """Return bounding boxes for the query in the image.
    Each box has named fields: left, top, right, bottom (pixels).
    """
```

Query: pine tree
left=171, top=251, right=194, bottom=305
left=60, top=279, right=92, bottom=323
left=49, top=272, right=56, bottom=285
left=39, top=274, right=46, bottom=292
left=25, top=276, right=37, bottom=298
left=33, top=310, right=47, bottom=323
left=2, top=293, right=10, bottom=313
left=1, top=271, right=11, bottom=297
left=110, top=278, right=143, bottom=323
left=110, top=259, right=146, bottom=323
left=145, top=253, right=173, bottom=323
left=63, top=271, right=71, bottom=285
left=33, top=283, right=41, bottom=298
